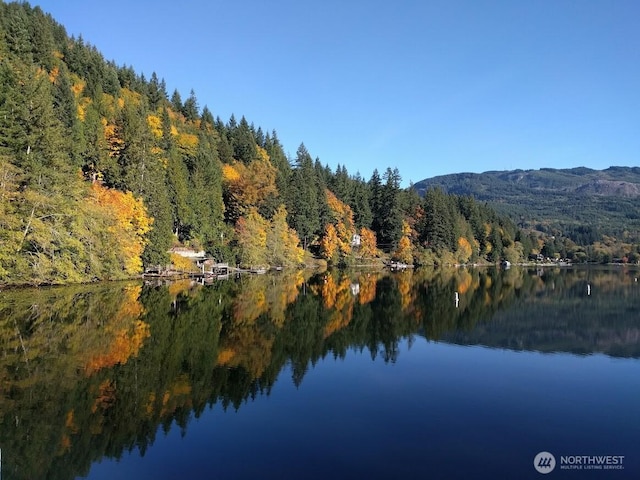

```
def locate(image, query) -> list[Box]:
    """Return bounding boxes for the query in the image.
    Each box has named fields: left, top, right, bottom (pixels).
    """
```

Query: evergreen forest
left=1, top=2, right=525, bottom=286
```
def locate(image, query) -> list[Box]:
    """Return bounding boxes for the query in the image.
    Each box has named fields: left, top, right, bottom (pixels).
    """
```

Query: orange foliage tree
left=358, top=227, right=379, bottom=259
left=322, top=189, right=355, bottom=262
left=392, top=220, right=414, bottom=264
left=320, top=223, right=339, bottom=262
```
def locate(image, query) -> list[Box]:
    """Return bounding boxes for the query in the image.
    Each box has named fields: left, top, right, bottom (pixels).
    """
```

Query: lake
left=0, top=266, right=638, bottom=479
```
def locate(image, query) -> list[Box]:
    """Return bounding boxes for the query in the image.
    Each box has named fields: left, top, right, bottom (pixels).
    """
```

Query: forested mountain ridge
left=415, top=167, right=640, bottom=262
left=0, top=2, right=547, bottom=285
left=414, top=166, right=640, bottom=199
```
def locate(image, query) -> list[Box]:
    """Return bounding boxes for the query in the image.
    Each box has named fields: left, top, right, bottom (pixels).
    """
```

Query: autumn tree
left=325, top=189, right=355, bottom=260
left=222, top=150, right=277, bottom=223
left=358, top=227, right=379, bottom=259
left=90, top=182, right=152, bottom=275
left=266, top=204, right=304, bottom=266
left=235, top=208, right=269, bottom=268
left=391, top=221, right=414, bottom=264
left=320, top=223, right=339, bottom=263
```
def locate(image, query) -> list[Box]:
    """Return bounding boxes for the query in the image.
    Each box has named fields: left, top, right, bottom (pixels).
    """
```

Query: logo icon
left=534, top=451, right=556, bottom=474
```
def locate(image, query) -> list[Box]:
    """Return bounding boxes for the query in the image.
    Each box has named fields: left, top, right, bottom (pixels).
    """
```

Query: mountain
left=414, top=166, right=640, bottom=242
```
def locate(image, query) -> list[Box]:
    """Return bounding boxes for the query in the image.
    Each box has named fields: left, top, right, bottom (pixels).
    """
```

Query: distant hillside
left=414, top=166, right=640, bottom=242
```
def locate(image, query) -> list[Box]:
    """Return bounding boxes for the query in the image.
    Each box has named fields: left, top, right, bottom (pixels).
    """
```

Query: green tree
left=230, top=115, right=257, bottom=164
left=287, top=144, right=321, bottom=249
left=419, top=187, right=455, bottom=251
left=147, top=72, right=167, bottom=111
left=189, top=130, right=225, bottom=253
left=352, top=173, right=372, bottom=229
left=170, top=89, right=182, bottom=114
left=375, top=167, right=403, bottom=250
left=182, top=89, right=199, bottom=122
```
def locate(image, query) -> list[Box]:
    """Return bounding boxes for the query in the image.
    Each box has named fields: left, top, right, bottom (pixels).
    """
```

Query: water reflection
left=0, top=266, right=638, bottom=479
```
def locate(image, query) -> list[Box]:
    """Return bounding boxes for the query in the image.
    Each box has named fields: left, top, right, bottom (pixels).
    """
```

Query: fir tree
left=288, top=144, right=320, bottom=249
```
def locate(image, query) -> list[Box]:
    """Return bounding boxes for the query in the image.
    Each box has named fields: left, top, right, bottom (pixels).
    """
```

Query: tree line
left=0, top=2, right=525, bottom=286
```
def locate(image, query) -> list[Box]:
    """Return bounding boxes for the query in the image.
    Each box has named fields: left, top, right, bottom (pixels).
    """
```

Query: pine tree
left=170, top=89, right=182, bottom=114
left=200, top=105, right=214, bottom=128
left=369, top=169, right=383, bottom=237
left=265, top=130, right=291, bottom=200
left=0, top=62, right=70, bottom=191
left=188, top=130, right=225, bottom=252
left=3, top=2, right=32, bottom=62
left=28, top=5, right=56, bottom=70
left=182, top=89, right=199, bottom=122
left=351, top=174, right=373, bottom=229
left=288, top=144, right=320, bottom=249
left=80, top=102, right=113, bottom=184
left=420, top=187, right=455, bottom=251
left=370, top=167, right=403, bottom=250
left=231, top=116, right=257, bottom=164
left=147, top=72, right=167, bottom=111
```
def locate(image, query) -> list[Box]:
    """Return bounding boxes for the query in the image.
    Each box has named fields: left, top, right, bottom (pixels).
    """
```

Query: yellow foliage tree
left=222, top=163, right=240, bottom=182
left=392, top=236, right=413, bottom=264
left=90, top=183, right=152, bottom=275
left=235, top=207, right=268, bottom=267
left=103, top=120, right=124, bottom=159
left=456, top=237, right=473, bottom=263
left=176, top=132, right=199, bottom=156
left=169, top=253, right=198, bottom=273
left=222, top=158, right=277, bottom=222
left=358, top=227, right=378, bottom=259
left=267, top=204, right=304, bottom=266
left=147, top=114, right=162, bottom=138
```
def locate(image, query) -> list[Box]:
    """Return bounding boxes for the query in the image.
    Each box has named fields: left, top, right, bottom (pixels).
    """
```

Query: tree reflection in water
left=0, top=266, right=638, bottom=479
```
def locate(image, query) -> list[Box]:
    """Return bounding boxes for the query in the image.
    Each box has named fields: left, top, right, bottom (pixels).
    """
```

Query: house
left=169, top=247, right=206, bottom=260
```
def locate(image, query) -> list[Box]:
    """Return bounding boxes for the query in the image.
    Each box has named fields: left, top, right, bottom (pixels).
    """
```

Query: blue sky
left=30, top=0, right=640, bottom=186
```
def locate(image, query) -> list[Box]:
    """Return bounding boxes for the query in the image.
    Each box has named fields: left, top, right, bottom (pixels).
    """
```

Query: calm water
left=0, top=267, right=638, bottom=479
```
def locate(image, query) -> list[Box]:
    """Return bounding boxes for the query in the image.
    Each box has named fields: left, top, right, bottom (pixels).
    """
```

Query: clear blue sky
left=30, top=0, right=640, bottom=186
